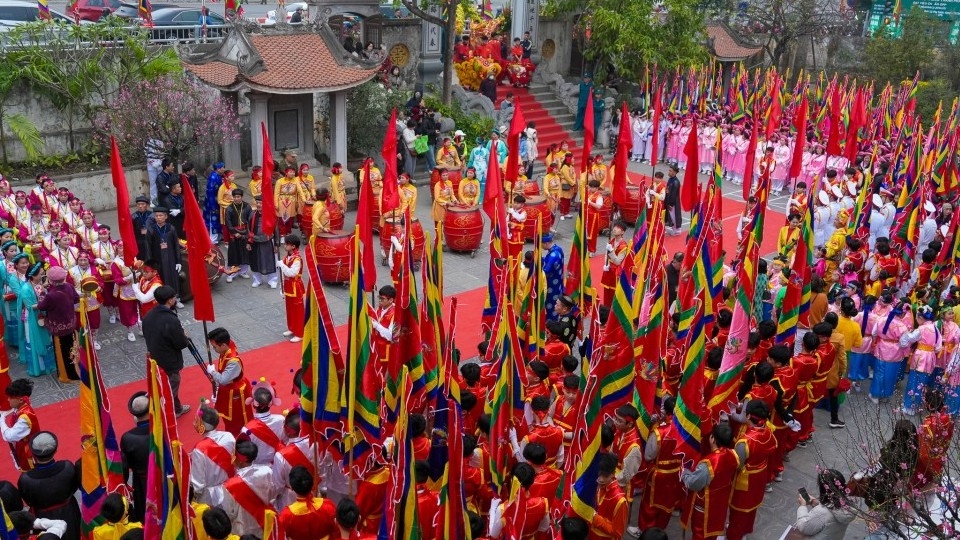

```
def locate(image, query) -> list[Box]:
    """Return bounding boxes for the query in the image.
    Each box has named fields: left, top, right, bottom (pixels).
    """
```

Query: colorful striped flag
left=419, top=227, right=444, bottom=407
left=486, top=302, right=526, bottom=489
left=438, top=386, right=469, bottom=539
left=139, top=0, right=153, bottom=25
left=633, top=200, right=665, bottom=439
left=395, top=213, right=428, bottom=409
left=38, top=0, right=51, bottom=20
left=481, top=142, right=509, bottom=334
left=516, top=217, right=546, bottom=361
left=299, top=243, right=343, bottom=442
left=566, top=375, right=603, bottom=521
left=380, top=366, right=422, bottom=540
left=78, top=298, right=125, bottom=534
left=669, top=301, right=707, bottom=468
left=594, top=227, right=636, bottom=416
left=564, top=185, right=595, bottom=313
left=341, top=226, right=380, bottom=476
left=777, top=185, right=813, bottom=345
left=144, top=359, right=187, bottom=540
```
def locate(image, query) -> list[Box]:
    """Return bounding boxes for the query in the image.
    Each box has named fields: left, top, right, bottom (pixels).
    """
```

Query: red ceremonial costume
left=601, top=237, right=629, bottom=308
left=212, top=342, right=254, bottom=436
left=726, top=423, right=778, bottom=540
left=682, top=448, right=740, bottom=540
left=638, top=419, right=683, bottom=529
left=280, top=249, right=305, bottom=338
left=278, top=495, right=337, bottom=540
left=3, top=398, right=38, bottom=471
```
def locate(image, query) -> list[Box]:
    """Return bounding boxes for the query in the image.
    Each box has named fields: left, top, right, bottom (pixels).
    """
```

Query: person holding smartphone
left=793, top=469, right=856, bottom=539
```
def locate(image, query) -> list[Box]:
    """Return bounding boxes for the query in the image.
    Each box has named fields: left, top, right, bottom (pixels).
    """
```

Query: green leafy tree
left=2, top=19, right=180, bottom=153
left=542, top=0, right=707, bottom=83
left=0, top=55, right=42, bottom=163
left=863, top=7, right=941, bottom=87
left=400, top=0, right=475, bottom=105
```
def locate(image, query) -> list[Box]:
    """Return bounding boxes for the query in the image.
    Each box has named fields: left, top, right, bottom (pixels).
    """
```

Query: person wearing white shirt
left=239, top=382, right=287, bottom=466
left=189, top=406, right=237, bottom=505
left=214, top=439, right=278, bottom=536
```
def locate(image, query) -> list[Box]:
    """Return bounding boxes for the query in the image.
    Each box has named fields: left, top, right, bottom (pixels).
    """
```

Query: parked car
left=141, top=7, right=226, bottom=41
left=70, top=0, right=122, bottom=22
left=0, top=0, right=78, bottom=29
left=256, top=2, right=307, bottom=25
left=110, top=1, right=178, bottom=21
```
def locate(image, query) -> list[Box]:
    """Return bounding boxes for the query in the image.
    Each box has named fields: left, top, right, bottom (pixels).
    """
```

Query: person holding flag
left=680, top=423, right=739, bottom=540
left=205, top=327, right=254, bottom=437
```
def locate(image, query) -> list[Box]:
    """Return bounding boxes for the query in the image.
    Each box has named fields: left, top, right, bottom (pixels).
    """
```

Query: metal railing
left=143, top=23, right=230, bottom=44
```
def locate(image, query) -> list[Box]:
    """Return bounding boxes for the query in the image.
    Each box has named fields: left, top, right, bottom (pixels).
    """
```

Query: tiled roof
left=706, top=23, right=762, bottom=61
left=185, top=33, right=378, bottom=92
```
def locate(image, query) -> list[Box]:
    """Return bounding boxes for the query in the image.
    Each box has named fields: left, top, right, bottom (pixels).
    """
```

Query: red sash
left=245, top=419, right=283, bottom=452
left=278, top=443, right=314, bottom=476
left=224, top=476, right=267, bottom=528
left=195, top=437, right=236, bottom=478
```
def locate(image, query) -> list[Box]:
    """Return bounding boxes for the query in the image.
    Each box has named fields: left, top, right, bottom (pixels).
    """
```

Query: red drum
left=523, top=181, right=540, bottom=197
left=314, top=230, right=352, bottom=284
left=431, top=168, right=463, bottom=198
left=327, top=201, right=344, bottom=231
left=300, top=201, right=314, bottom=238
left=381, top=216, right=426, bottom=265
left=598, top=190, right=613, bottom=232
left=369, top=201, right=382, bottom=235
left=523, top=196, right=554, bottom=241
left=619, top=185, right=643, bottom=225
left=444, top=206, right=483, bottom=253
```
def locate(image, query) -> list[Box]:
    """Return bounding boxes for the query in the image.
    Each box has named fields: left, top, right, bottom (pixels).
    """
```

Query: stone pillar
left=222, top=92, right=242, bottom=169
left=418, top=5, right=443, bottom=84
left=511, top=0, right=540, bottom=62
left=249, top=94, right=269, bottom=167
left=329, top=90, right=348, bottom=167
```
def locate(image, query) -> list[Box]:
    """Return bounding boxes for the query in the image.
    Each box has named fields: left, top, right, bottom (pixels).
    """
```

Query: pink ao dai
left=900, top=321, right=943, bottom=374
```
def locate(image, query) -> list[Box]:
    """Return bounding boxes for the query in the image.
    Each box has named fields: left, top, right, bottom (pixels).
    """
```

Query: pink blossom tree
left=95, top=75, right=242, bottom=167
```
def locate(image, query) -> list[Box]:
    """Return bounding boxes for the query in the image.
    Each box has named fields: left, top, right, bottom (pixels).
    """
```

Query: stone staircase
left=501, top=83, right=586, bottom=158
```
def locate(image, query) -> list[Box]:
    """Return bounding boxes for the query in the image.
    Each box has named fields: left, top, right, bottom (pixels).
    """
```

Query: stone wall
left=6, top=167, right=148, bottom=213
left=538, top=17, right=575, bottom=78
left=0, top=83, right=93, bottom=163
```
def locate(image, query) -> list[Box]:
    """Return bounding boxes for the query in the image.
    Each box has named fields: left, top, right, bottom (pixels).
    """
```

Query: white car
left=255, top=2, right=307, bottom=25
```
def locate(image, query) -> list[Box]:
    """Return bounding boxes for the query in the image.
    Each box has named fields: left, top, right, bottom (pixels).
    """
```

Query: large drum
left=598, top=191, right=613, bottom=233
left=523, top=196, right=554, bottom=241
left=444, top=206, right=483, bottom=254
left=328, top=202, right=344, bottom=231
left=369, top=201, right=382, bottom=235
left=430, top=168, right=464, bottom=199
left=300, top=201, right=314, bottom=238
left=314, top=231, right=352, bottom=284
left=619, top=185, right=644, bottom=225
left=380, top=216, right=426, bottom=266
left=523, top=180, right=540, bottom=197
left=177, top=244, right=226, bottom=302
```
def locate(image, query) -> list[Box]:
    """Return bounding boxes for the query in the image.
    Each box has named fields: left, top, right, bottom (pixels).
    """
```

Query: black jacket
left=121, top=421, right=150, bottom=523
left=665, top=174, right=681, bottom=206
left=19, top=461, right=82, bottom=540
left=141, top=305, right=188, bottom=372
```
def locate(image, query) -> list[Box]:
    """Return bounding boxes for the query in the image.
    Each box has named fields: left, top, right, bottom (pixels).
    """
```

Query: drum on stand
left=328, top=202, right=345, bottom=231
left=300, top=201, right=314, bottom=239
left=178, top=244, right=226, bottom=302
left=598, top=191, right=613, bottom=233
left=523, top=196, right=554, bottom=241
left=443, top=206, right=483, bottom=256
left=380, top=216, right=426, bottom=267
left=314, top=230, right=353, bottom=284
left=619, top=185, right=644, bottom=225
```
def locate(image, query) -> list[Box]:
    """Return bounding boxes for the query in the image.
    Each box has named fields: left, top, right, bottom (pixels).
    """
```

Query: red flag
left=110, top=136, right=138, bottom=266
left=826, top=88, right=843, bottom=156
left=179, top=180, right=215, bottom=321
left=483, top=141, right=507, bottom=237
left=681, top=122, right=699, bottom=212
left=612, top=101, right=631, bottom=206
left=650, top=83, right=663, bottom=167
left=356, top=161, right=377, bottom=293
left=505, top=102, right=527, bottom=182
left=742, top=107, right=760, bottom=200
left=765, top=79, right=782, bottom=140
left=843, top=89, right=865, bottom=163
left=260, top=122, right=276, bottom=235
left=789, top=95, right=808, bottom=181
left=581, top=89, right=595, bottom=176
left=380, top=109, right=400, bottom=215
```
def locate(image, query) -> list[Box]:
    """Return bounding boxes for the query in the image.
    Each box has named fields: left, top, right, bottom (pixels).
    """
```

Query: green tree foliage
left=863, top=6, right=941, bottom=86
left=542, top=0, right=706, bottom=83
left=2, top=19, right=180, bottom=154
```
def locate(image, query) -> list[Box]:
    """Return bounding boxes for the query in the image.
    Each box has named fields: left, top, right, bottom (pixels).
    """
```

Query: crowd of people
left=2, top=66, right=960, bottom=540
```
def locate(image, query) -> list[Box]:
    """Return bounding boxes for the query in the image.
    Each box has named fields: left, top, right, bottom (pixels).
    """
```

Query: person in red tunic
left=410, top=414, right=431, bottom=462
left=552, top=375, right=580, bottom=453
left=332, top=498, right=377, bottom=540
left=542, top=321, right=571, bottom=384
left=524, top=361, right=552, bottom=402
left=355, top=452, right=390, bottom=534
left=414, top=460, right=440, bottom=539
left=811, top=322, right=837, bottom=405
left=513, top=396, right=565, bottom=467
left=589, top=452, right=628, bottom=540
left=488, top=462, right=550, bottom=539
left=277, top=234, right=305, bottom=342
left=371, top=285, right=396, bottom=369
left=205, top=327, right=254, bottom=437
left=612, top=404, right=645, bottom=500
left=133, top=260, right=163, bottom=322
left=278, top=465, right=337, bottom=540
left=600, top=222, right=628, bottom=308
left=635, top=396, right=682, bottom=533
left=768, top=345, right=800, bottom=479
left=1, top=378, right=39, bottom=471
left=725, top=400, right=778, bottom=540
left=507, top=195, right=527, bottom=285
left=585, top=180, right=605, bottom=255
left=462, top=434, right=495, bottom=517
left=792, top=332, right=820, bottom=446
left=680, top=423, right=740, bottom=540
left=522, top=442, right=563, bottom=500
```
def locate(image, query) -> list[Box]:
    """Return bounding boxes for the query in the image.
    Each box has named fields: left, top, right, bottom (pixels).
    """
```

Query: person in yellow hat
left=824, top=208, right=850, bottom=286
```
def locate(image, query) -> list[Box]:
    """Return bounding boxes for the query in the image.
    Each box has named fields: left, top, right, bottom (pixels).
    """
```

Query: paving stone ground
left=11, top=157, right=888, bottom=538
